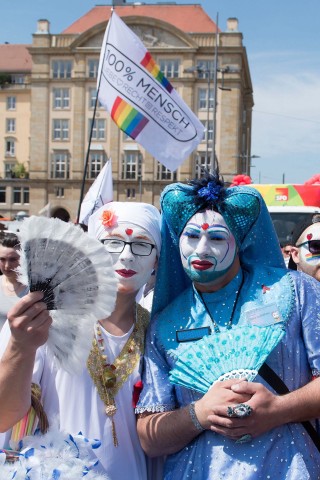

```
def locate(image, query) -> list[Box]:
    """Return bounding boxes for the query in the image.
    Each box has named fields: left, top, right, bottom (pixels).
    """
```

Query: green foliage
left=12, top=163, right=28, bottom=178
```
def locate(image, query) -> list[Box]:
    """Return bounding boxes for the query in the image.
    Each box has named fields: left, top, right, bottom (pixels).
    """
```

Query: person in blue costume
left=136, top=171, right=320, bottom=479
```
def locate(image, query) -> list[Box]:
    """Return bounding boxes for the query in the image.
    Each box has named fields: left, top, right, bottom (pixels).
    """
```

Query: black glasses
left=296, top=240, right=320, bottom=255
left=100, top=239, right=156, bottom=256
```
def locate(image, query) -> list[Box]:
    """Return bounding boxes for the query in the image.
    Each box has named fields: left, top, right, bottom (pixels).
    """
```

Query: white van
left=268, top=206, right=320, bottom=245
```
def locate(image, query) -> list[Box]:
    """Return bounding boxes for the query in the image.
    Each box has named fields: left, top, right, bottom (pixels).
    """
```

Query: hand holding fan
left=16, top=216, right=118, bottom=373
left=169, top=324, right=284, bottom=393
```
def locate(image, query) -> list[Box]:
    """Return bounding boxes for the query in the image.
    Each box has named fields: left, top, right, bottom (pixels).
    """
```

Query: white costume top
left=0, top=320, right=147, bottom=480
left=0, top=281, right=28, bottom=331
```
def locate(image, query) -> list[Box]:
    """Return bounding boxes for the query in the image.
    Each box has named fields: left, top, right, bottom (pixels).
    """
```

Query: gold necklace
left=87, top=304, right=149, bottom=447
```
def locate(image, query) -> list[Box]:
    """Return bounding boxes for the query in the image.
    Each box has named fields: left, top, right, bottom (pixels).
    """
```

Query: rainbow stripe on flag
left=141, top=52, right=173, bottom=93
left=111, top=97, right=149, bottom=139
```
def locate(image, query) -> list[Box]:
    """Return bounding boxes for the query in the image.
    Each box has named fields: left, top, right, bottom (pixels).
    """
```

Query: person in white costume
left=0, top=202, right=161, bottom=479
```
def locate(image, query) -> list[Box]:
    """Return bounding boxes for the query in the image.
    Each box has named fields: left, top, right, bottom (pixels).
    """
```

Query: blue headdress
left=152, top=172, right=284, bottom=316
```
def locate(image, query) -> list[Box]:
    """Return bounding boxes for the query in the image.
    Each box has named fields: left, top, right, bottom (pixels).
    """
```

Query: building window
left=88, top=152, right=106, bottom=179
left=6, top=118, right=16, bottom=133
left=196, top=60, right=215, bottom=78
left=122, top=152, right=141, bottom=180
left=5, top=138, right=15, bottom=157
left=88, top=59, right=99, bottom=78
left=0, top=187, right=6, bottom=203
left=198, top=88, right=214, bottom=110
left=201, top=120, right=213, bottom=142
left=52, top=60, right=72, bottom=79
left=53, top=119, right=69, bottom=141
left=55, top=187, right=65, bottom=198
left=195, top=153, right=211, bottom=178
left=11, top=74, right=25, bottom=84
left=51, top=152, right=70, bottom=179
left=159, top=59, right=180, bottom=78
left=4, top=163, right=15, bottom=179
left=13, top=187, right=29, bottom=204
left=6, top=96, right=16, bottom=110
left=157, top=163, right=177, bottom=181
left=126, top=188, right=136, bottom=199
left=53, top=88, right=70, bottom=109
left=89, top=88, right=103, bottom=109
left=89, top=119, right=106, bottom=141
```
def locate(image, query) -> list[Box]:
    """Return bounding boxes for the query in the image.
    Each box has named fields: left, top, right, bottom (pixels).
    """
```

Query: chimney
left=36, top=19, right=50, bottom=34
left=226, top=18, right=239, bottom=32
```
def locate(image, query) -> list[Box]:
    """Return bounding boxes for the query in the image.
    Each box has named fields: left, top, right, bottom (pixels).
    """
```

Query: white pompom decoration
left=0, top=425, right=108, bottom=479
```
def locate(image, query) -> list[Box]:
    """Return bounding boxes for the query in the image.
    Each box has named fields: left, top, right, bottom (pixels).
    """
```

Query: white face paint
left=296, top=223, right=320, bottom=281
left=179, top=210, right=237, bottom=285
left=99, top=222, right=157, bottom=294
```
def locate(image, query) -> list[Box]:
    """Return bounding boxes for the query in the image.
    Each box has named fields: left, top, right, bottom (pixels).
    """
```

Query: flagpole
left=211, top=12, right=219, bottom=173
left=76, top=9, right=114, bottom=224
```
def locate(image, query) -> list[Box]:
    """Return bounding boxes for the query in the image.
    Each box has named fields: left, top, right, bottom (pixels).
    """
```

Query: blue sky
left=2, top=0, right=320, bottom=184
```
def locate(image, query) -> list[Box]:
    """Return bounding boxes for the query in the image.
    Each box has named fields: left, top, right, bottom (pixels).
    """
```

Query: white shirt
left=0, top=321, right=147, bottom=480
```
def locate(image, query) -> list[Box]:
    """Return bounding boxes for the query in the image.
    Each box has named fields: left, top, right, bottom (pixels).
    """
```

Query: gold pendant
left=105, top=404, right=118, bottom=447
left=105, top=404, right=117, bottom=417
left=103, top=370, right=117, bottom=388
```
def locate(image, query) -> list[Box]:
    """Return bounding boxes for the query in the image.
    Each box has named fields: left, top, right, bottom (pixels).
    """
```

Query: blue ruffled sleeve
left=136, top=316, right=176, bottom=414
left=296, top=272, right=320, bottom=377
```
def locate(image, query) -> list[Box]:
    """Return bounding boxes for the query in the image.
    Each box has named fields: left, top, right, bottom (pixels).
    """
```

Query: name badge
left=176, top=326, right=211, bottom=343
left=245, top=303, right=282, bottom=327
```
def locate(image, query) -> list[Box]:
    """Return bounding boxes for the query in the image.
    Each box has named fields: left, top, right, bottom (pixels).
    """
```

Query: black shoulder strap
left=259, top=363, right=320, bottom=453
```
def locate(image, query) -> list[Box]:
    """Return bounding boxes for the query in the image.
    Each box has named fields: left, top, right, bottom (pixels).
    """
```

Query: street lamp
left=232, top=154, right=260, bottom=176
left=237, top=154, right=260, bottom=175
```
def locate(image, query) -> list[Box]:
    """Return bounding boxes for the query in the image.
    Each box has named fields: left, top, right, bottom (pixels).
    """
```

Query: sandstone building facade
left=0, top=3, right=253, bottom=221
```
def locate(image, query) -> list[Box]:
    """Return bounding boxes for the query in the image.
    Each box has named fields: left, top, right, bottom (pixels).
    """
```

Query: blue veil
left=152, top=180, right=284, bottom=317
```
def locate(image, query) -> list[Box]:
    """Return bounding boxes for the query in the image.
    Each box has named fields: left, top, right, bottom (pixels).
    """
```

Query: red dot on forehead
left=126, top=228, right=133, bottom=236
left=201, top=223, right=209, bottom=230
left=307, top=233, right=313, bottom=240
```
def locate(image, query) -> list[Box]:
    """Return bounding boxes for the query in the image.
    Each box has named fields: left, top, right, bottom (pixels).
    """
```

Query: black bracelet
left=189, top=401, right=205, bottom=432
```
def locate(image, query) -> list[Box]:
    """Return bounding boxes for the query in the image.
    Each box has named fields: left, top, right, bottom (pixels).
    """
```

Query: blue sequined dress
left=136, top=268, right=320, bottom=479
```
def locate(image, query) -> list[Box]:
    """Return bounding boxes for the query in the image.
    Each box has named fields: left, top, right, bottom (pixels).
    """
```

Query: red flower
left=101, top=209, right=117, bottom=228
left=132, top=380, right=143, bottom=408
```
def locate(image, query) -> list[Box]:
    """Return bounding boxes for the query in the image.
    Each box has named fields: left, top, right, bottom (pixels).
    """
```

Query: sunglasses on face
left=296, top=240, right=320, bottom=255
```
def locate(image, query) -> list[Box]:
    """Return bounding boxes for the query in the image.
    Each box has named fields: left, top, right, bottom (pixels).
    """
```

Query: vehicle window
left=270, top=213, right=315, bottom=245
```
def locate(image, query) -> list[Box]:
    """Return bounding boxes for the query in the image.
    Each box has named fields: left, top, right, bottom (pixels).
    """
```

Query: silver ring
left=236, top=433, right=253, bottom=444
left=233, top=403, right=252, bottom=418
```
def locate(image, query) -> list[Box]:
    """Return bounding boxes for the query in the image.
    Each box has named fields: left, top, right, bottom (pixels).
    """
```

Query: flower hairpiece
left=197, top=182, right=223, bottom=203
left=101, top=209, right=117, bottom=228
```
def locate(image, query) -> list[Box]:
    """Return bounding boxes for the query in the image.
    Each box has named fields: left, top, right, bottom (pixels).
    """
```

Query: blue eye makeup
left=183, top=227, right=201, bottom=239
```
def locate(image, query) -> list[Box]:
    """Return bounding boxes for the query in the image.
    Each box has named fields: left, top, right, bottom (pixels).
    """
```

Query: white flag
left=97, top=12, right=204, bottom=171
left=79, top=159, right=113, bottom=225
left=38, top=203, right=51, bottom=217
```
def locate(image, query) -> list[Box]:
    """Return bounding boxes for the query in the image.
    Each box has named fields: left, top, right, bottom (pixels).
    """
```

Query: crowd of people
left=0, top=172, right=320, bottom=479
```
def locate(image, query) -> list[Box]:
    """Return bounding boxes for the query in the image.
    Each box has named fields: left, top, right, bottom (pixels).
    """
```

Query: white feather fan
left=16, top=216, right=118, bottom=373
left=169, top=324, right=284, bottom=393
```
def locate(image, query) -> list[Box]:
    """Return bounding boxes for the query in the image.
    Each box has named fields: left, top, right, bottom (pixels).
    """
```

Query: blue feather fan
left=169, top=324, right=284, bottom=393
